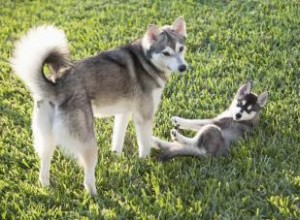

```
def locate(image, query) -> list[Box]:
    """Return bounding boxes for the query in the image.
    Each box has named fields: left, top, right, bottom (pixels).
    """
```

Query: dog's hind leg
left=153, top=136, right=208, bottom=161
left=54, top=99, right=98, bottom=196
left=170, top=129, right=195, bottom=146
left=152, top=136, right=181, bottom=150
left=159, top=145, right=207, bottom=162
left=112, top=113, right=131, bottom=156
left=77, top=142, right=98, bottom=196
left=32, top=100, right=56, bottom=187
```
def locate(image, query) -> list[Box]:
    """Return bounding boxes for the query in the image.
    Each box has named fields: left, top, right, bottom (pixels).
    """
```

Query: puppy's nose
left=236, top=113, right=242, bottom=119
left=178, top=64, right=187, bottom=72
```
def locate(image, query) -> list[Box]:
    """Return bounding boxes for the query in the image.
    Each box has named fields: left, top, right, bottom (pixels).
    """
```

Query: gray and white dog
left=153, top=82, right=268, bottom=161
left=11, top=17, right=187, bottom=195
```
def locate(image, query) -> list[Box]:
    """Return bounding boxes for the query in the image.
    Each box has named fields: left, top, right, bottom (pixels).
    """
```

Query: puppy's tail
left=11, top=25, right=70, bottom=99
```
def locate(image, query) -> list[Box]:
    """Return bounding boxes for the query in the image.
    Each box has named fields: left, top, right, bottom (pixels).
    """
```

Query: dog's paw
left=170, top=129, right=178, bottom=141
left=152, top=136, right=170, bottom=150
left=39, top=175, right=50, bottom=187
left=152, top=136, right=161, bottom=149
left=171, top=116, right=181, bottom=127
left=84, top=182, right=98, bottom=197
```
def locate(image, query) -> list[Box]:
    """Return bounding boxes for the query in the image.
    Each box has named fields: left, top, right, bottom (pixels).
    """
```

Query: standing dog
left=153, top=82, right=268, bottom=161
left=11, top=17, right=187, bottom=195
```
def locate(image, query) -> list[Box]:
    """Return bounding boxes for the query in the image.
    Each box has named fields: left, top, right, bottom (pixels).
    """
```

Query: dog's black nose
left=178, top=64, right=187, bottom=72
left=236, top=113, right=242, bottom=119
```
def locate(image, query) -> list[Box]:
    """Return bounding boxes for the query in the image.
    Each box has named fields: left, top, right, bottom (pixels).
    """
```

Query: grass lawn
left=1, top=0, right=300, bottom=219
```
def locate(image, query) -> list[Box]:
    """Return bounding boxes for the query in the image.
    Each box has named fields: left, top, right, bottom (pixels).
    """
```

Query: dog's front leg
left=172, top=116, right=213, bottom=131
left=134, top=118, right=153, bottom=158
left=112, top=113, right=131, bottom=156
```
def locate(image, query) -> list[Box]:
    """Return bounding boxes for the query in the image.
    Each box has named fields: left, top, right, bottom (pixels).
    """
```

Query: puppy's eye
left=162, top=51, right=171, bottom=56
left=179, top=46, right=184, bottom=52
left=237, top=100, right=242, bottom=106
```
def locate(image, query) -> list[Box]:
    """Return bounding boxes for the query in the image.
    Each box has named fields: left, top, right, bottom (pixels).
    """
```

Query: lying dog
left=153, top=82, right=268, bottom=161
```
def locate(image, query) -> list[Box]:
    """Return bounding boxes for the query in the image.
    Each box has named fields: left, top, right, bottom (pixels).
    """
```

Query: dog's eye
left=162, top=51, right=171, bottom=56
left=179, top=46, right=184, bottom=52
left=237, top=100, right=242, bottom=106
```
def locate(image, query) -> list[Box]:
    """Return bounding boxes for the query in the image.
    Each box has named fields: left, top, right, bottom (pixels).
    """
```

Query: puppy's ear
left=236, top=82, right=252, bottom=97
left=172, top=16, right=186, bottom=37
left=257, top=91, right=268, bottom=107
left=142, top=25, right=160, bottom=50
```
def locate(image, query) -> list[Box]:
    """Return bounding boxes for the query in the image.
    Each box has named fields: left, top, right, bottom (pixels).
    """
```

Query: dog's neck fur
left=129, top=41, right=168, bottom=87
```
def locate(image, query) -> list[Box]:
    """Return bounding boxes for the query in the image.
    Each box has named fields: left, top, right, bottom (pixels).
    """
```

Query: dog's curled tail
left=11, top=25, right=70, bottom=99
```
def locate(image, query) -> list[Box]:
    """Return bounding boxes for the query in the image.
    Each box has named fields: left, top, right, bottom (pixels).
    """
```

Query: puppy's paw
left=170, top=129, right=178, bottom=141
left=152, top=136, right=162, bottom=149
left=171, top=116, right=181, bottom=128
left=152, top=136, right=171, bottom=150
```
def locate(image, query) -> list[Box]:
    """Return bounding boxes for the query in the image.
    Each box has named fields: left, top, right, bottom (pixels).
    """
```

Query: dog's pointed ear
left=257, top=91, right=268, bottom=107
left=146, top=25, right=160, bottom=42
left=172, top=16, right=186, bottom=37
left=237, top=82, right=252, bottom=97
left=142, top=25, right=160, bottom=50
